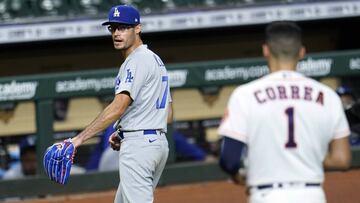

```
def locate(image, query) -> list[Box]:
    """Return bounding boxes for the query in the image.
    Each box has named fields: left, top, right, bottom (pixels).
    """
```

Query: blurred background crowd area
left=0, top=0, right=360, bottom=184
left=0, top=0, right=338, bottom=23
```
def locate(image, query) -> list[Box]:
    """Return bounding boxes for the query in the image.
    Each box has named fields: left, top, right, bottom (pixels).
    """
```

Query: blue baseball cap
left=102, top=5, right=140, bottom=26
left=336, top=85, right=353, bottom=96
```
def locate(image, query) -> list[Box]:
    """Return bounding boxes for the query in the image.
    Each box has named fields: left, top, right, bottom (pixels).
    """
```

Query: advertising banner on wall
left=1, top=49, right=360, bottom=102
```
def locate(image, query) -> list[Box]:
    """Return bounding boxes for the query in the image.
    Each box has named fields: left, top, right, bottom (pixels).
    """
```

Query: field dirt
left=14, top=169, right=360, bottom=203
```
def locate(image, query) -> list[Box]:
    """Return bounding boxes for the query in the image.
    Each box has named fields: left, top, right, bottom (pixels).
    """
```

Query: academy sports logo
left=0, top=80, right=38, bottom=101
left=297, top=57, right=332, bottom=76
left=113, top=8, right=120, bottom=17
left=205, top=65, right=268, bottom=81
left=167, top=70, right=188, bottom=88
left=56, top=77, right=114, bottom=93
left=350, top=58, right=360, bottom=70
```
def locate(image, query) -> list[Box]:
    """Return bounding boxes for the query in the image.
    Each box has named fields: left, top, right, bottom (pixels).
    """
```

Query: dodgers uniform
left=113, top=44, right=170, bottom=203
left=218, top=70, right=350, bottom=203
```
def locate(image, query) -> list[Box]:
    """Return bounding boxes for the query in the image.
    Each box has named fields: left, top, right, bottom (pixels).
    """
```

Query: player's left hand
left=43, top=138, right=76, bottom=185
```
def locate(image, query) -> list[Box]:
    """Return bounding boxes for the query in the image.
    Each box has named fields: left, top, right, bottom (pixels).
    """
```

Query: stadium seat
left=213, top=0, right=243, bottom=7
left=34, top=0, right=70, bottom=17
left=72, top=0, right=113, bottom=17
left=132, top=0, right=165, bottom=15
left=172, top=0, right=207, bottom=9
left=2, top=0, right=32, bottom=19
left=0, top=0, right=9, bottom=20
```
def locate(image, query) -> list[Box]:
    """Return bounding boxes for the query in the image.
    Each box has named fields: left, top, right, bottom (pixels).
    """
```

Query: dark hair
left=265, top=21, right=303, bottom=60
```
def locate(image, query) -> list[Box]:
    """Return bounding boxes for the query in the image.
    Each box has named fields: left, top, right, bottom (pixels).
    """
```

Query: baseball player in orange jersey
left=218, top=21, right=352, bottom=203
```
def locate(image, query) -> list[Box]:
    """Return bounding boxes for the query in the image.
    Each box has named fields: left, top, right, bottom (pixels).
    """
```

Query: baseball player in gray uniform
left=71, top=5, right=171, bottom=203
left=218, top=21, right=351, bottom=203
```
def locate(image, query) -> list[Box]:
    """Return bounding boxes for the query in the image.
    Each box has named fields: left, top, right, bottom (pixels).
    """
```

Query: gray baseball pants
left=114, top=130, right=169, bottom=203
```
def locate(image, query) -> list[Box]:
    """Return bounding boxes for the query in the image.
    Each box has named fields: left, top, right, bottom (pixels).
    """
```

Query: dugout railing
left=0, top=49, right=360, bottom=198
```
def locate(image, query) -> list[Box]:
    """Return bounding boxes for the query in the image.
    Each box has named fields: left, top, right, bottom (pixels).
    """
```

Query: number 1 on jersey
left=285, top=107, right=297, bottom=148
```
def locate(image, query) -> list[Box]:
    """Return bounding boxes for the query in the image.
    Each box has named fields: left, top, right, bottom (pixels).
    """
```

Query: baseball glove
left=43, top=138, right=75, bottom=185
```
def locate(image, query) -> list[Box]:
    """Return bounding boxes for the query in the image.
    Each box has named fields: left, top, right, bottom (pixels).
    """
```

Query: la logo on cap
left=113, top=7, right=120, bottom=17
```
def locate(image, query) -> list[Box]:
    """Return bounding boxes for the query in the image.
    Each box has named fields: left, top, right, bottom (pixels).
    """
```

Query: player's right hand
left=109, top=131, right=121, bottom=151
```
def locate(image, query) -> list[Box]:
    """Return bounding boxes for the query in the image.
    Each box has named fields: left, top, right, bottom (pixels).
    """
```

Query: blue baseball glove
left=43, top=138, right=75, bottom=185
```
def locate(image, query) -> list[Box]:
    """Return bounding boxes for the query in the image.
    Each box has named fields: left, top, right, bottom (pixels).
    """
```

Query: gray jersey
left=114, top=45, right=170, bottom=132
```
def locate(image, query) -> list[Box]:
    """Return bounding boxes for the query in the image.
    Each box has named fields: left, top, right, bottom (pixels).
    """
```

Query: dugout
left=0, top=49, right=360, bottom=198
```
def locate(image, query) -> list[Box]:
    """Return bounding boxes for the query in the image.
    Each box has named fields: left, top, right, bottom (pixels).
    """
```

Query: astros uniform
left=218, top=70, right=350, bottom=203
left=113, top=44, right=170, bottom=203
